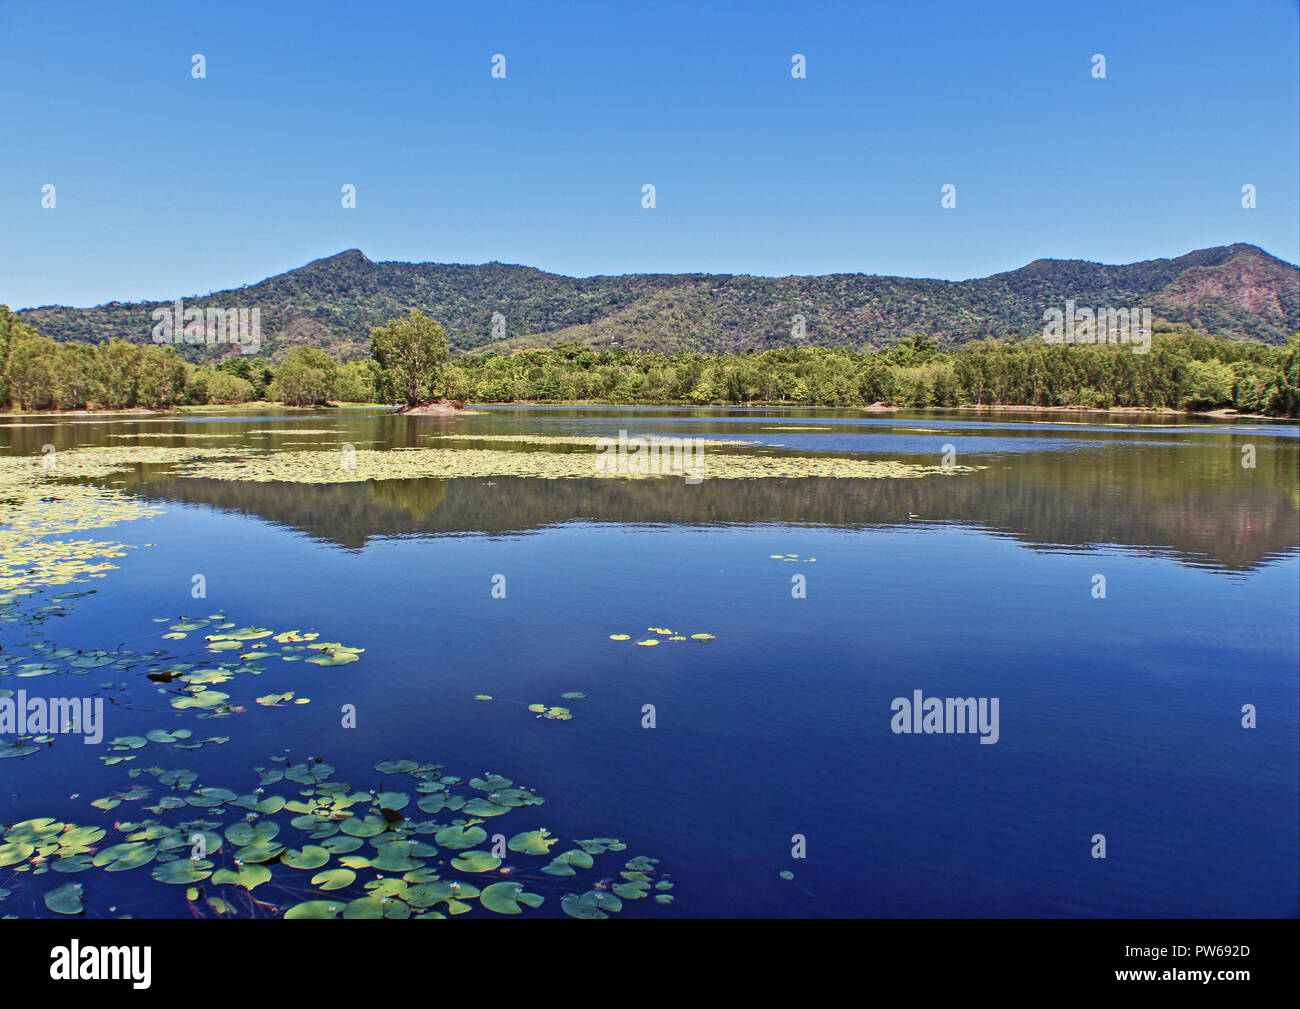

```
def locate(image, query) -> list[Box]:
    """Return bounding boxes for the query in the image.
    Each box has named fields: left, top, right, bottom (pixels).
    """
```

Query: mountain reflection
left=121, top=446, right=1298, bottom=573
left=4, top=408, right=1295, bottom=573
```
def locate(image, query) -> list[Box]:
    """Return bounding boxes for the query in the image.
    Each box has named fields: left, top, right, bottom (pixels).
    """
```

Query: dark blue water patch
left=4, top=500, right=1294, bottom=917
left=1, top=407, right=1295, bottom=918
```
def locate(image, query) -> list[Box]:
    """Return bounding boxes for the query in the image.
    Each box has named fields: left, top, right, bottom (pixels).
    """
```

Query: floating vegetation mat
left=0, top=756, right=673, bottom=919
left=243, top=429, right=344, bottom=436
left=167, top=447, right=974, bottom=483
left=422, top=434, right=759, bottom=447
left=15, top=445, right=244, bottom=480
left=0, top=455, right=163, bottom=616
left=107, top=432, right=242, bottom=440
left=6, top=443, right=978, bottom=487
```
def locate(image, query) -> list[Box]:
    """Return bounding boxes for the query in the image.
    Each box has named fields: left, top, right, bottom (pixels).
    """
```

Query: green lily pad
left=508, top=829, right=558, bottom=856
left=280, top=846, right=330, bottom=870
left=151, top=859, right=214, bottom=884
left=92, top=843, right=156, bottom=872
left=376, top=791, right=410, bottom=811
left=342, top=896, right=384, bottom=919
left=435, top=824, right=486, bottom=850
left=170, top=620, right=211, bottom=632
left=374, top=759, right=420, bottom=774
left=44, top=882, right=84, bottom=915
left=339, top=815, right=387, bottom=838
left=5, top=819, right=64, bottom=843
left=450, top=850, right=502, bottom=873
left=480, top=881, right=544, bottom=914
left=561, top=891, right=612, bottom=919
left=305, top=650, right=360, bottom=666
left=225, top=821, right=280, bottom=847
left=284, top=900, right=342, bottom=919
left=211, top=864, right=272, bottom=890
left=0, top=842, right=34, bottom=867
left=613, top=879, right=651, bottom=900
left=543, top=848, right=595, bottom=875
left=321, top=835, right=364, bottom=854
left=310, top=868, right=355, bottom=891
left=233, top=841, right=285, bottom=864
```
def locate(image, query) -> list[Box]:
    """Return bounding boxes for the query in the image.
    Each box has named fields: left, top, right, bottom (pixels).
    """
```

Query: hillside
left=17, top=244, right=1299, bottom=363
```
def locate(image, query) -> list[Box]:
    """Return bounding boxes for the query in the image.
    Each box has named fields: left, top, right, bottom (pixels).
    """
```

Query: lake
left=1, top=405, right=1296, bottom=918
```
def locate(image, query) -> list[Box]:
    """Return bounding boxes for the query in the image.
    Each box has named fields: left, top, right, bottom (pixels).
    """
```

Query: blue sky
left=1, top=0, right=1297, bottom=308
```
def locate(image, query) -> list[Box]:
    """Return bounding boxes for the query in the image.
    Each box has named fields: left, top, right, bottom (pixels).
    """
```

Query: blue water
left=1, top=406, right=1296, bottom=917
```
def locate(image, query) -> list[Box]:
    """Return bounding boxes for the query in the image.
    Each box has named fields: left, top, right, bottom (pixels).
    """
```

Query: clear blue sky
left=2, top=0, right=1297, bottom=309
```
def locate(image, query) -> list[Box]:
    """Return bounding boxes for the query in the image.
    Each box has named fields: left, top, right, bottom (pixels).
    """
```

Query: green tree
left=205, top=371, right=255, bottom=404
left=334, top=359, right=378, bottom=403
left=95, top=339, right=144, bottom=409
left=369, top=311, right=449, bottom=406
left=272, top=347, right=339, bottom=406
left=5, top=331, right=59, bottom=410
left=1178, top=358, right=1234, bottom=410
left=0, top=306, right=43, bottom=406
left=52, top=344, right=98, bottom=409
left=136, top=345, right=190, bottom=408
left=217, top=356, right=274, bottom=400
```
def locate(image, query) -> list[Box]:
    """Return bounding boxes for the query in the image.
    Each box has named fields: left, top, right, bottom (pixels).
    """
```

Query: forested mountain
left=18, top=244, right=1298, bottom=363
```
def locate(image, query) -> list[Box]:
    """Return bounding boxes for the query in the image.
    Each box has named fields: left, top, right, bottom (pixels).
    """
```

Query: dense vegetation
left=16, top=244, right=1300, bottom=363
left=3, top=306, right=1297, bottom=416
left=439, top=327, right=1300, bottom=415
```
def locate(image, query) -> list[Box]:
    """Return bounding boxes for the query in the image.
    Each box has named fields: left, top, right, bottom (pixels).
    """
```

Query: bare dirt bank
left=395, top=399, right=481, bottom=416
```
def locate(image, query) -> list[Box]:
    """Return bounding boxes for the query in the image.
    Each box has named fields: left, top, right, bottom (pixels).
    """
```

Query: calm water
left=2, top=406, right=1297, bottom=917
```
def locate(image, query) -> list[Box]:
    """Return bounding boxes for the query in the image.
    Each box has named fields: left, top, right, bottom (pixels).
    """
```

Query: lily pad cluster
left=609, top=627, right=716, bottom=646
left=527, top=693, right=586, bottom=720
left=1, top=754, right=674, bottom=920
left=0, top=455, right=161, bottom=622
left=560, top=856, right=674, bottom=918
left=7, top=440, right=981, bottom=490
left=103, top=730, right=229, bottom=766
left=135, top=613, right=362, bottom=720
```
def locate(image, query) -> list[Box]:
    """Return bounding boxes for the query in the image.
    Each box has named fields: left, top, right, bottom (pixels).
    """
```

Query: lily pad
left=151, top=859, right=214, bottom=885
left=450, top=850, right=502, bottom=873
left=44, top=882, right=84, bottom=915
left=480, top=881, right=544, bottom=914
left=435, top=824, right=487, bottom=850
left=310, top=868, right=355, bottom=891
left=284, top=900, right=342, bottom=919
left=280, top=846, right=330, bottom=870
left=508, top=829, right=558, bottom=856
left=211, top=864, right=272, bottom=890
left=92, top=842, right=156, bottom=872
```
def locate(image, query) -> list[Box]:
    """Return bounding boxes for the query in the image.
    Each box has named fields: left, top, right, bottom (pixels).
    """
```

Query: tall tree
left=370, top=310, right=449, bottom=406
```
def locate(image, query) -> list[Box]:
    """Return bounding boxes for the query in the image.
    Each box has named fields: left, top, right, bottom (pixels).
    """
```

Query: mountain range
left=17, top=243, right=1298, bottom=362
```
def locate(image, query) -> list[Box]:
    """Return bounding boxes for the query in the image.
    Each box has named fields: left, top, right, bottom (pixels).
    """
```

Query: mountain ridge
left=17, top=243, right=1298, bottom=362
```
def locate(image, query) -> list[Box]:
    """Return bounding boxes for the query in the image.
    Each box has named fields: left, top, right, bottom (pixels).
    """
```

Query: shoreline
left=1, top=400, right=1291, bottom=422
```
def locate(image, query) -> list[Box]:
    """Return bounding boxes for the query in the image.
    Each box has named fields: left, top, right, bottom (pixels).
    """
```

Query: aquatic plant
left=0, top=753, right=671, bottom=920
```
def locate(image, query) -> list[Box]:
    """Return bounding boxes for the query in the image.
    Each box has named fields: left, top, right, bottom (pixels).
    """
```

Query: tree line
left=2, top=307, right=1296, bottom=416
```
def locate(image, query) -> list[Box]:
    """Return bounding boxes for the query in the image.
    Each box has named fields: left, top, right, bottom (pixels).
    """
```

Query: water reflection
left=3, top=407, right=1296, bottom=573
